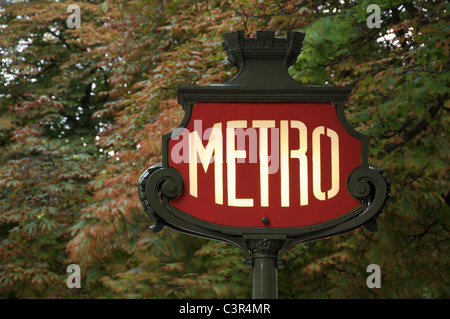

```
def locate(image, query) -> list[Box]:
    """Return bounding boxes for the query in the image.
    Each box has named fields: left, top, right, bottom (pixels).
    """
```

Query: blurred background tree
left=0, top=0, right=448, bottom=298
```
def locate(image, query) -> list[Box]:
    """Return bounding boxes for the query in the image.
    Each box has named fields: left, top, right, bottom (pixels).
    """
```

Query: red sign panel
left=167, top=101, right=362, bottom=228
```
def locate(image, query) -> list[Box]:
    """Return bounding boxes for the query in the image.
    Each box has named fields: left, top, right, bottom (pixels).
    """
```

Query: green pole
left=252, top=256, right=278, bottom=299
left=245, top=235, right=285, bottom=299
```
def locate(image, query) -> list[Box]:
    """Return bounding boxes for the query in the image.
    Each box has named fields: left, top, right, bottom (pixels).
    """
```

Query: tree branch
left=385, top=96, right=447, bottom=153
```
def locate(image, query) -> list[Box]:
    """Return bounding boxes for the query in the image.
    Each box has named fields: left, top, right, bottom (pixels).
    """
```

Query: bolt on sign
left=138, top=31, right=391, bottom=299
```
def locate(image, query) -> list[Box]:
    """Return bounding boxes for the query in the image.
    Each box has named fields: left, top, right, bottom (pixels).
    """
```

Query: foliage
left=0, top=0, right=448, bottom=298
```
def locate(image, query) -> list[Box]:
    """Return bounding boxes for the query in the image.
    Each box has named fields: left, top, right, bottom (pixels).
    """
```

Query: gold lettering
left=327, top=128, right=340, bottom=199
left=312, top=126, right=340, bottom=200
left=253, top=120, right=275, bottom=207
left=312, top=126, right=326, bottom=201
left=185, top=119, right=340, bottom=207
left=189, top=123, right=223, bottom=204
left=226, top=121, right=253, bottom=207
left=290, top=120, right=308, bottom=206
left=280, top=121, right=290, bottom=207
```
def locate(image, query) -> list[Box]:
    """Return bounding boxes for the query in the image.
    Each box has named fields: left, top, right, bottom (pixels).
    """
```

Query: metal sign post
left=138, top=30, right=391, bottom=299
left=245, top=235, right=284, bottom=299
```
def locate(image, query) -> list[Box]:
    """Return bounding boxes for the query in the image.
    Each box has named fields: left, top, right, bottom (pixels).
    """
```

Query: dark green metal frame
left=138, top=31, right=391, bottom=298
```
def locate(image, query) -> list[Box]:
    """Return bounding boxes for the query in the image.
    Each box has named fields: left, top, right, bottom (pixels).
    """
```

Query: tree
left=287, top=0, right=449, bottom=298
left=1, top=0, right=448, bottom=298
left=0, top=0, right=110, bottom=297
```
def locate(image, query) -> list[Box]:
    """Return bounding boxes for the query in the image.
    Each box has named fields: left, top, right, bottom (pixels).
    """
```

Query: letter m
left=189, top=123, right=223, bottom=204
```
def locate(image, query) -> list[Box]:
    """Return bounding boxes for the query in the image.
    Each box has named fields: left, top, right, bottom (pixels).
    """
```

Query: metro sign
left=138, top=31, right=390, bottom=272
left=168, top=101, right=362, bottom=228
